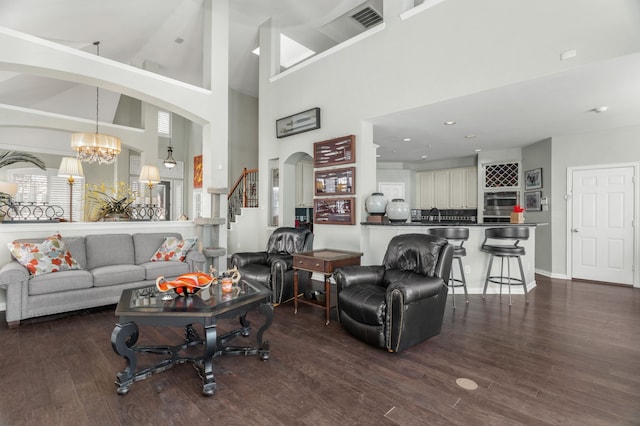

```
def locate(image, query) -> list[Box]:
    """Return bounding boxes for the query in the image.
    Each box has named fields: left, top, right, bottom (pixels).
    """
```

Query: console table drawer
left=294, top=257, right=326, bottom=272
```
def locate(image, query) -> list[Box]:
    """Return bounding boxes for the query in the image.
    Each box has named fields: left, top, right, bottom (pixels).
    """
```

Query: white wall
left=257, top=0, right=640, bottom=269
left=228, top=89, right=258, bottom=184
left=551, top=126, right=640, bottom=278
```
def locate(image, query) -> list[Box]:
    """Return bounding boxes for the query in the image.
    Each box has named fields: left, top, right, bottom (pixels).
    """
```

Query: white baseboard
left=535, top=268, right=568, bottom=280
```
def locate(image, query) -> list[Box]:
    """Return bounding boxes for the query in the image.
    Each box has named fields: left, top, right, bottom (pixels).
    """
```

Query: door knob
left=572, top=228, right=579, bottom=233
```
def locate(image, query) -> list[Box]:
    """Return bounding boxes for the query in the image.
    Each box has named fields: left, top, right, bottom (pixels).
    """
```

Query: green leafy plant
left=85, top=182, right=135, bottom=221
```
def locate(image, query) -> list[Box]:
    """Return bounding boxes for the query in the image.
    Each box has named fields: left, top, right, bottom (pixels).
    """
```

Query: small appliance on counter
left=483, top=191, right=519, bottom=223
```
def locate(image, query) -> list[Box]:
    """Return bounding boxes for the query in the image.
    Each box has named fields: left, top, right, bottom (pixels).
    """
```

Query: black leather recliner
left=334, top=233, right=454, bottom=353
left=230, top=227, right=314, bottom=305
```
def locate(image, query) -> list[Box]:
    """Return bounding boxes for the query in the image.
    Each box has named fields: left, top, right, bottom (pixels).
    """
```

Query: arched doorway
left=282, top=152, right=313, bottom=228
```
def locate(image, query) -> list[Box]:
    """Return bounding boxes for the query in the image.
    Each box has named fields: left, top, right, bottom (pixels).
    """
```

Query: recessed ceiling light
left=474, top=149, right=482, bottom=152
left=402, top=138, right=412, bottom=142
left=376, top=154, right=381, bottom=158
left=444, top=121, right=456, bottom=126
left=592, top=106, right=608, bottom=113
left=465, top=134, right=476, bottom=139
left=420, top=155, right=428, bottom=159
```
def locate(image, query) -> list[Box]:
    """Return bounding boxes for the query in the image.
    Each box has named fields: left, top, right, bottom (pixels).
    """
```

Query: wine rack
left=484, top=163, right=519, bottom=188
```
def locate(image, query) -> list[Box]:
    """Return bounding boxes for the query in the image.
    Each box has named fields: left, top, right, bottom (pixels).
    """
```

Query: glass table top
left=115, top=279, right=271, bottom=318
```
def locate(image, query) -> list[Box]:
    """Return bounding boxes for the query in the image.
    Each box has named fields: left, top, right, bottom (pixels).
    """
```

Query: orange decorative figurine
left=156, top=272, right=216, bottom=296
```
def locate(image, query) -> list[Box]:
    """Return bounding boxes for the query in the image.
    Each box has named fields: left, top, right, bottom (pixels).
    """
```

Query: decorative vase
left=102, top=212, right=130, bottom=222
left=386, top=198, right=410, bottom=223
left=365, top=192, right=387, bottom=216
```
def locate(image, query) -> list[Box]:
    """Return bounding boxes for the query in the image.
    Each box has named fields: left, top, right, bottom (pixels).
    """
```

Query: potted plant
left=85, top=182, right=135, bottom=221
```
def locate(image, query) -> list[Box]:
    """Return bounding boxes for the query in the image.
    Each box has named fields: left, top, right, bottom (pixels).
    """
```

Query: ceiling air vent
left=351, top=6, right=383, bottom=29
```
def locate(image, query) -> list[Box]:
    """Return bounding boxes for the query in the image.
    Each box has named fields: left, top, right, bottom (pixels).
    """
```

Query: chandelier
left=71, top=41, right=121, bottom=164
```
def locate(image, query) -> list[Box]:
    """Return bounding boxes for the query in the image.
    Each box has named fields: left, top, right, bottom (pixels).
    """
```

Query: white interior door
left=571, top=166, right=634, bottom=284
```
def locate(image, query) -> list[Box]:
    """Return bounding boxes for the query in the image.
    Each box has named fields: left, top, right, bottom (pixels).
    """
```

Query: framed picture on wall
left=313, top=135, right=355, bottom=168
left=525, top=168, right=542, bottom=190
left=524, top=191, right=542, bottom=211
left=313, top=197, right=355, bottom=225
left=314, top=167, right=355, bottom=196
left=193, top=155, right=203, bottom=189
left=276, top=107, right=321, bottom=138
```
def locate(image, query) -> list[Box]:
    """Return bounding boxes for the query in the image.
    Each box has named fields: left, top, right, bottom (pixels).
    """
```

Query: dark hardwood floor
left=0, top=275, right=639, bottom=426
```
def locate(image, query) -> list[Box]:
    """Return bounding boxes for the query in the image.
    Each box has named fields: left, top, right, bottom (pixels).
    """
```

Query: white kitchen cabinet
left=416, top=166, right=477, bottom=209
left=295, top=160, right=314, bottom=207
left=434, top=170, right=450, bottom=208
left=450, top=167, right=478, bottom=208
left=465, top=167, right=478, bottom=208
left=417, top=171, right=435, bottom=209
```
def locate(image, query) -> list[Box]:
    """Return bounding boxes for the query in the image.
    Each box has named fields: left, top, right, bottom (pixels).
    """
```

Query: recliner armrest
left=230, top=251, right=269, bottom=267
left=268, top=253, right=293, bottom=271
left=387, top=275, right=444, bottom=304
left=334, top=265, right=385, bottom=292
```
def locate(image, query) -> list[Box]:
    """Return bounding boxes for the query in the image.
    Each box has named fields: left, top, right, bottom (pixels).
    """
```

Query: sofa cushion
left=133, top=232, right=183, bottom=265
left=140, top=261, right=190, bottom=281
left=91, top=264, right=146, bottom=287
left=86, top=234, right=134, bottom=270
left=150, top=236, right=197, bottom=262
left=28, top=269, right=93, bottom=295
left=8, top=233, right=82, bottom=276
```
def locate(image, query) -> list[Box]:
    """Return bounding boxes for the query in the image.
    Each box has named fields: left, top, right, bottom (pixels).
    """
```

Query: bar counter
left=360, top=221, right=543, bottom=295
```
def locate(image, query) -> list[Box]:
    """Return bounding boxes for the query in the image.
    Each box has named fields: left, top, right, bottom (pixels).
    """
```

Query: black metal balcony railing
left=129, top=204, right=166, bottom=221
left=228, top=168, right=258, bottom=225
left=0, top=200, right=64, bottom=222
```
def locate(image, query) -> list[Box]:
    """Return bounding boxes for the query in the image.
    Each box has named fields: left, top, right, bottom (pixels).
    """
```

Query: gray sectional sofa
left=0, top=232, right=205, bottom=328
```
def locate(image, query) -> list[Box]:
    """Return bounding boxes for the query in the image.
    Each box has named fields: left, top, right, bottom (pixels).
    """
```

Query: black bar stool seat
left=427, top=227, right=469, bottom=308
left=481, top=226, right=529, bottom=305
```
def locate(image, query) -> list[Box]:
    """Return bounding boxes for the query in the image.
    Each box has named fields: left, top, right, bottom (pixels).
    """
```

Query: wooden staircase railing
left=228, top=168, right=258, bottom=225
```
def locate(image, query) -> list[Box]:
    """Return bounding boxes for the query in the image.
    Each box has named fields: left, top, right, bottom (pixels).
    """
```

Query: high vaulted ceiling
left=1, top=0, right=640, bottom=164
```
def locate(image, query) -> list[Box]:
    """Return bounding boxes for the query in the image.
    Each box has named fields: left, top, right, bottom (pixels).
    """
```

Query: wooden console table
left=292, top=249, right=363, bottom=325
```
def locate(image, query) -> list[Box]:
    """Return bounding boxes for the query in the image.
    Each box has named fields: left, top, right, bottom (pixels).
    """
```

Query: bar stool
left=427, top=227, right=469, bottom=308
left=481, top=226, right=529, bottom=305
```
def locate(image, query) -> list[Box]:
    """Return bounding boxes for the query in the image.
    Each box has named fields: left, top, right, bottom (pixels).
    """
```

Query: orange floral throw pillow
left=150, top=237, right=197, bottom=262
left=8, top=233, right=81, bottom=276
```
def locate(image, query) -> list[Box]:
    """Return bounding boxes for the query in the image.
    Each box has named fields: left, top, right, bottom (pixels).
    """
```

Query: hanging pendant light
left=71, top=41, right=122, bottom=164
left=164, top=141, right=177, bottom=168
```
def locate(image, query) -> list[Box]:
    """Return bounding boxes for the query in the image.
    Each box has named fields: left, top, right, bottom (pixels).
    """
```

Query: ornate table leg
left=200, top=318, right=217, bottom=396
left=255, top=303, right=273, bottom=361
left=111, top=322, right=139, bottom=395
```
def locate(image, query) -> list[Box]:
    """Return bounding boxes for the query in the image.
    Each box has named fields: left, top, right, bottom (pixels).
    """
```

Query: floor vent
left=351, top=6, right=383, bottom=29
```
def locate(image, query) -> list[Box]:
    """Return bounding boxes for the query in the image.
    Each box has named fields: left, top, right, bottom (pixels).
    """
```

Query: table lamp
left=139, top=165, right=160, bottom=205
left=57, top=157, right=84, bottom=222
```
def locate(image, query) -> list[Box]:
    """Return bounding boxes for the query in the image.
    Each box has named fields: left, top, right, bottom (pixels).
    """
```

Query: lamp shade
left=71, top=132, right=121, bottom=164
left=58, top=157, right=84, bottom=179
left=0, top=181, right=18, bottom=197
left=139, top=165, right=161, bottom=184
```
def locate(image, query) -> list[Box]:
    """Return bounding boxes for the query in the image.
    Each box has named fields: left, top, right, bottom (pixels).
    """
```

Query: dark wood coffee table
left=293, top=249, right=363, bottom=325
left=111, top=279, right=272, bottom=396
